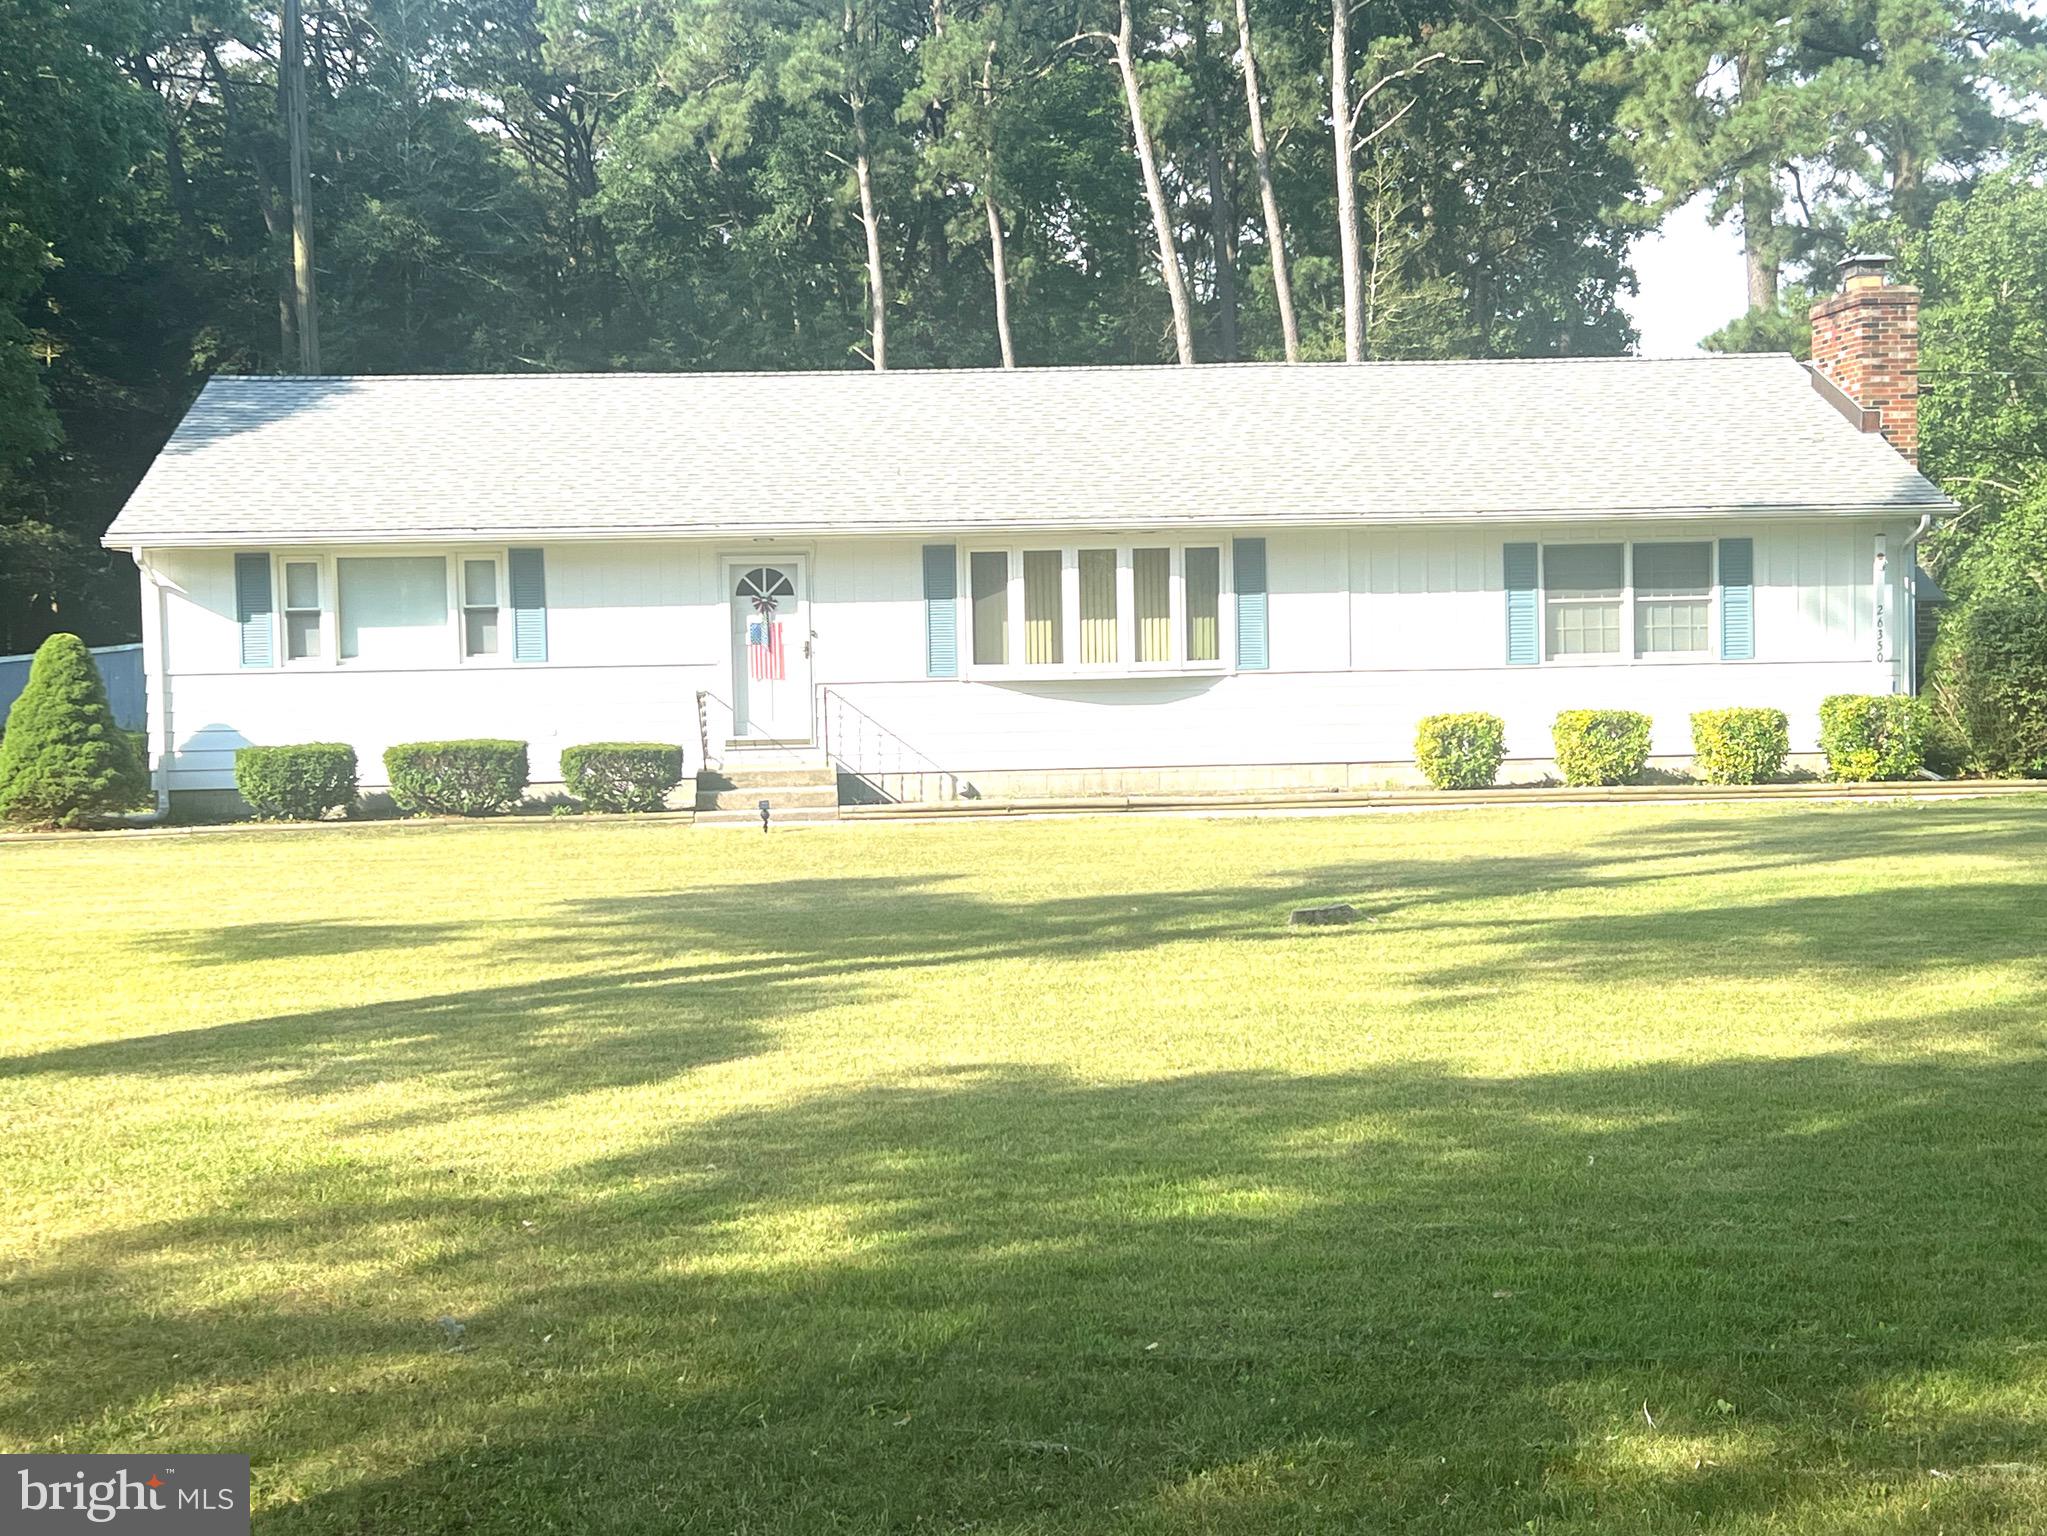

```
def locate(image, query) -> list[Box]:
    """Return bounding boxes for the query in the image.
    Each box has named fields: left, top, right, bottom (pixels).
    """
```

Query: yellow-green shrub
left=1689, top=708, right=1789, bottom=785
left=1551, top=710, right=1652, bottom=787
left=1415, top=713, right=1506, bottom=790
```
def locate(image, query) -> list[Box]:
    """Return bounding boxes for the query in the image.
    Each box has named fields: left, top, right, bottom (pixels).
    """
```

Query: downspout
left=131, top=548, right=172, bottom=821
left=1900, top=513, right=1934, bottom=698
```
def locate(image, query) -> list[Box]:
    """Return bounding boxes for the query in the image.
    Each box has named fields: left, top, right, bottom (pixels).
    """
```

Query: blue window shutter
left=1504, top=542, right=1539, bottom=665
left=922, top=544, right=958, bottom=678
left=509, top=548, right=548, bottom=662
left=1719, top=537, right=1754, bottom=660
left=1234, top=537, right=1268, bottom=670
left=235, top=553, right=273, bottom=667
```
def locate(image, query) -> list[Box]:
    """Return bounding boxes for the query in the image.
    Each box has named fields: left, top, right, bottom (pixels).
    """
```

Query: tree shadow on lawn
left=11, top=802, right=2047, bottom=1115
left=6, top=1044, right=2047, bottom=1532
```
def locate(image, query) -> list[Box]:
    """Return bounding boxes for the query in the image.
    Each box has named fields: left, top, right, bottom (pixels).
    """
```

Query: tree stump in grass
left=1289, top=903, right=1358, bottom=927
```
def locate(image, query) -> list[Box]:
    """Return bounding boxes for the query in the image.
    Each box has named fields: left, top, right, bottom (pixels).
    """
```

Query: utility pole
left=282, top=0, right=321, bottom=372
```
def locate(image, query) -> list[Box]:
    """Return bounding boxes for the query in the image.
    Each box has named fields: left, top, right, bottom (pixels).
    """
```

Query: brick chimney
left=1809, top=254, right=1920, bottom=462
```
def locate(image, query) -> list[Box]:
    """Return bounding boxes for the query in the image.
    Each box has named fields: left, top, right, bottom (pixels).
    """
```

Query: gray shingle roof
left=103, top=355, right=1953, bottom=547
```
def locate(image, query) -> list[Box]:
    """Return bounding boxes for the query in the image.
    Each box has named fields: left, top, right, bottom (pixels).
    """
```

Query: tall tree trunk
left=1235, top=0, right=1297, bottom=361
left=1736, top=49, right=1777, bottom=315
left=985, top=193, right=1017, bottom=368
left=1331, top=0, right=1362, bottom=362
left=845, top=0, right=887, bottom=370
left=1199, top=95, right=1239, bottom=361
left=1741, top=173, right=1778, bottom=313
left=1112, top=0, right=1196, bottom=364
left=203, top=40, right=295, bottom=366
left=282, top=0, right=321, bottom=371
left=982, top=44, right=1016, bottom=368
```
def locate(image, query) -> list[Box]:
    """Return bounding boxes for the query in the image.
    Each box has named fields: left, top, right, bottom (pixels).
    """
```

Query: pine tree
left=0, top=633, right=147, bottom=828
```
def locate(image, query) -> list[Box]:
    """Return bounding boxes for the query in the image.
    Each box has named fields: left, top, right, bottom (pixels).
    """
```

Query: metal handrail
left=694, top=689, right=737, bottom=772
left=817, top=685, right=967, bottom=803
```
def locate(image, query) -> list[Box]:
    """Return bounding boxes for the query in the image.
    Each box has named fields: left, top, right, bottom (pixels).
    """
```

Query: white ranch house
left=103, top=271, right=1950, bottom=814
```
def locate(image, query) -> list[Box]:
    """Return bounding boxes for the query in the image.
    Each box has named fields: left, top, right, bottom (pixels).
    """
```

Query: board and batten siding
left=141, top=519, right=1917, bottom=794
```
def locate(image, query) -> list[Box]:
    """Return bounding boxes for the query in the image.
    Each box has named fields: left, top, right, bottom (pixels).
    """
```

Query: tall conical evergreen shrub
left=0, top=634, right=148, bottom=828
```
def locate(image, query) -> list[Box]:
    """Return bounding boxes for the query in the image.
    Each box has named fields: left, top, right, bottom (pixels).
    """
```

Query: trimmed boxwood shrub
left=1689, top=707, right=1790, bottom=786
left=0, top=633, right=148, bottom=828
left=384, top=739, right=529, bottom=815
left=1925, top=586, right=2047, bottom=777
left=1818, top=695, right=1927, bottom=782
left=561, top=742, right=686, bottom=812
left=1415, top=712, right=1506, bottom=790
left=1551, top=709, right=1652, bottom=787
left=235, top=743, right=359, bottom=820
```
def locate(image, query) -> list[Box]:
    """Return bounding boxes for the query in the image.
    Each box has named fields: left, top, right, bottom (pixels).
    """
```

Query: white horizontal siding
left=162, top=665, right=718, bottom=789
left=823, top=660, right=1896, bottom=774
left=146, top=519, right=1919, bottom=791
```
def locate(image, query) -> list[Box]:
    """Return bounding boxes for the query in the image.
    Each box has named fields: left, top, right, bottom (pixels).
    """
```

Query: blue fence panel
left=0, top=643, right=145, bottom=733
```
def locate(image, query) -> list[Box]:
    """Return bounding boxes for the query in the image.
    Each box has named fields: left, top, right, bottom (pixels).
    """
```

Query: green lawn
left=5, top=801, right=2047, bottom=1533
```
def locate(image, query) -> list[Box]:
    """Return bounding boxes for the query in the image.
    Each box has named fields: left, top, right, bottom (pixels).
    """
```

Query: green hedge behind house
left=384, top=739, right=529, bottom=815
left=561, top=742, right=686, bottom=812
left=1689, top=708, right=1790, bottom=786
left=235, top=743, right=359, bottom=820
left=1925, top=587, right=2047, bottom=777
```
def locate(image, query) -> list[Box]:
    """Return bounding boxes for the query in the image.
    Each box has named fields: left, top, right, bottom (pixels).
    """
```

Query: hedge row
left=1415, top=696, right=1922, bottom=790
left=229, top=738, right=689, bottom=819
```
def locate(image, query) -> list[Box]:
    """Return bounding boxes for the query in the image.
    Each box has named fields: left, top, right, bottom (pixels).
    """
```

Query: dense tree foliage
left=0, top=0, right=2039, bottom=650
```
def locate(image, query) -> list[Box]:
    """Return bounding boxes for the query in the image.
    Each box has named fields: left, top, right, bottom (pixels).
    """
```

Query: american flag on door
left=747, top=595, right=786, bottom=681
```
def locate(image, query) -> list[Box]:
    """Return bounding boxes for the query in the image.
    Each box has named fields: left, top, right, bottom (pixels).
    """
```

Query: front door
left=730, top=561, right=813, bottom=740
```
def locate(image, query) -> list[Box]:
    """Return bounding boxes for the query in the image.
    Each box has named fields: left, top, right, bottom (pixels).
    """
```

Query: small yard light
left=759, top=798, right=771, bottom=832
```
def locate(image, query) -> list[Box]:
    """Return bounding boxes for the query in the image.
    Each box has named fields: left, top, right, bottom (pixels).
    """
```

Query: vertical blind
left=1134, top=548, right=1171, bottom=662
left=1079, top=549, right=1118, bottom=664
left=1022, top=550, right=1063, bottom=665
left=970, top=550, right=1009, bottom=666
left=1184, top=547, right=1220, bottom=662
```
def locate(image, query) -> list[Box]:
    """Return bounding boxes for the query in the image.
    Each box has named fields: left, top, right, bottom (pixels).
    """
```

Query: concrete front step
left=700, top=767, right=836, bottom=790
left=695, top=783, right=839, bottom=812
left=694, top=804, right=841, bottom=826
left=721, top=740, right=830, bottom=772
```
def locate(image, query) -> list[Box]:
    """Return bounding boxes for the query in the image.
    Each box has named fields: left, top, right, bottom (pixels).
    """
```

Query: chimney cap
left=1836, top=253, right=1897, bottom=290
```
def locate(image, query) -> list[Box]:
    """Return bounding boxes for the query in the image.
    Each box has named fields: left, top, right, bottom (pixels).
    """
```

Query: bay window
left=963, top=541, right=1228, bottom=676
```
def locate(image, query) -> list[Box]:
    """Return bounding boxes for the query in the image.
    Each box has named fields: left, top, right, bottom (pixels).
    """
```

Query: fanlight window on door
left=735, top=568, right=795, bottom=601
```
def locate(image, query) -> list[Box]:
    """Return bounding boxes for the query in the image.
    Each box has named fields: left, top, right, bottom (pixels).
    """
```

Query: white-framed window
left=281, top=557, right=325, bottom=662
left=254, top=548, right=524, bottom=668
left=1544, top=544, right=1624, bottom=658
left=961, top=540, right=1229, bottom=678
left=1540, top=540, right=1715, bottom=663
left=337, top=555, right=451, bottom=664
left=1633, top=542, right=1712, bottom=655
left=970, top=549, right=1009, bottom=667
left=461, top=556, right=503, bottom=659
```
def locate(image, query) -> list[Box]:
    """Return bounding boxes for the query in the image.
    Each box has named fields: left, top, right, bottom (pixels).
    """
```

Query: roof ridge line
left=200, top=354, right=1797, bottom=386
